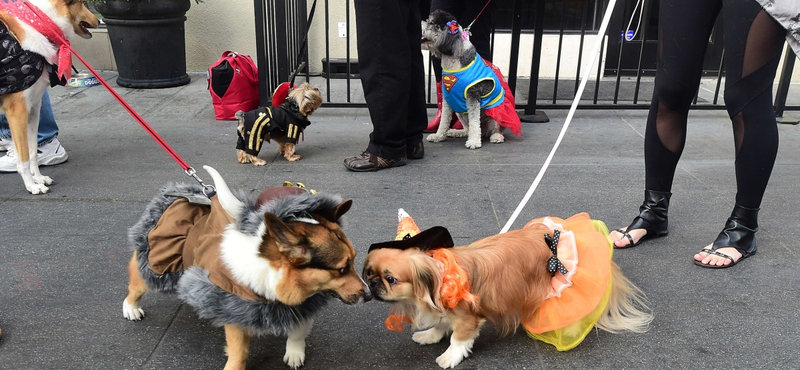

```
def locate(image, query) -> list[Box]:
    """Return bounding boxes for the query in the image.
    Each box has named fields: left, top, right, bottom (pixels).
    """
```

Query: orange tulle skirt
left=521, top=213, right=614, bottom=351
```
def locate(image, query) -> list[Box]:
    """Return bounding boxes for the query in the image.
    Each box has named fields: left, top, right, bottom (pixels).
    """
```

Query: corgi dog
left=0, top=0, right=99, bottom=194
left=122, top=166, right=371, bottom=369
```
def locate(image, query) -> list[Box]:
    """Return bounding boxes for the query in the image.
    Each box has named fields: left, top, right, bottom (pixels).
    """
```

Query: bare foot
left=609, top=227, right=648, bottom=248
left=694, top=245, right=742, bottom=267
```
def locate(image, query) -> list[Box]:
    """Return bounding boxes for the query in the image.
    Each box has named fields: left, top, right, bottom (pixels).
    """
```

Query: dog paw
left=33, top=174, right=53, bottom=185
left=465, top=140, right=482, bottom=149
left=283, top=344, right=305, bottom=369
left=436, top=346, right=468, bottom=369
left=26, top=183, right=49, bottom=195
left=413, top=328, right=446, bottom=345
left=251, top=158, right=267, bottom=166
left=489, top=133, right=505, bottom=143
left=427, top=133, right=446, bottom=143
left=122, top=300, right=145, bottom=321
left=446, top=129, right=467, bottom=138
left=286, top=154, right=301, bottom=162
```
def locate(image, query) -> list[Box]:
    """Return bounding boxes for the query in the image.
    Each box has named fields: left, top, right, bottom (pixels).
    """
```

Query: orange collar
left=384, top=248, right=478, bottom=332
left=427, top=248, right=478, bottom=309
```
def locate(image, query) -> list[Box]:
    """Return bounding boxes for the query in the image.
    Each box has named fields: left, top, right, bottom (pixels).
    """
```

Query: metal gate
left=253, top=0, right=798, bottom=119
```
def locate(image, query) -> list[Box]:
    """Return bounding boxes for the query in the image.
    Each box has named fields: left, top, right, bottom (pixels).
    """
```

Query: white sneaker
left=0, top=137, right=68, bottom=172
left=0, top=136, right=12, bottom=152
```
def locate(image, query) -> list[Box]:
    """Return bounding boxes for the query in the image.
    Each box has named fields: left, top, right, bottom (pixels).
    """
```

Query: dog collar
left=0, top=0, right=72, bottom=80
left=427, top=248, right=477, bottom=309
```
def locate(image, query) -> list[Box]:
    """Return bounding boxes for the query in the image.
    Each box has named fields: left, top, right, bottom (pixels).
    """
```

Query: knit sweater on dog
left=236, top=105, right=311, bottom=156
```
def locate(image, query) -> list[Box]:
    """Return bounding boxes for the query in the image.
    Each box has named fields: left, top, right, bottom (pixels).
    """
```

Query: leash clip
left=185, top=167, right=216, bottom=198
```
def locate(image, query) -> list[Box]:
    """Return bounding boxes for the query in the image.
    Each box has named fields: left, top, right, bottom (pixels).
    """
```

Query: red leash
left=19, top=2, right=215, bottom=195
left=465, top=0, right=494, bottom=32
left=73, top=50, right=216, bottom=195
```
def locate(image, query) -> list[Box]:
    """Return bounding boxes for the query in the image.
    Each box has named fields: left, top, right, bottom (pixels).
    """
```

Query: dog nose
left=369, top=278, right=380, bottom=288
left=363, top=289, right=373, bottom=302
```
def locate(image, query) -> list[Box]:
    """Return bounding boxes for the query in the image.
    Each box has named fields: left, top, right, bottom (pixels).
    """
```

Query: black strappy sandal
left=614, top=190, right=671, bottom=249
left=694, top=204, right=759, bottom=269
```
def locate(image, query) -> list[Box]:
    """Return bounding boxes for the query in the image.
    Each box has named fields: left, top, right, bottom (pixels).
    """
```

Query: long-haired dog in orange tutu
left=362, top=209, right=653, bottom=368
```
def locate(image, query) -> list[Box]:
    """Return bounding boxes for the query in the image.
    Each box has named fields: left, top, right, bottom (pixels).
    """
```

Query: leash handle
left=624, top=0, right=645, bottom=41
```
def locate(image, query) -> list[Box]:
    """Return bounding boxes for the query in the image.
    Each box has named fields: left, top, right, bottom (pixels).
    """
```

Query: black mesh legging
left=644, top=0, right=785, bottom=209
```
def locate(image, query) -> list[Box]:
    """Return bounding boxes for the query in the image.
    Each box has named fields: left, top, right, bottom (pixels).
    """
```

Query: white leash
left=500, top=0, right=620, bottom=233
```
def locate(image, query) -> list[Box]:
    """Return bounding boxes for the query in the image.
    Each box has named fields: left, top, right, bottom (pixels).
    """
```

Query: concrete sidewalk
left=0, top=73, right=798, bottom=369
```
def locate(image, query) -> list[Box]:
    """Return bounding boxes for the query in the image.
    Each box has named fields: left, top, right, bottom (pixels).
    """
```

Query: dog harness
left=236, top=106, right=311, bottom=156
left=0, top=23, right=63, bottom=95
left=441, top=54, right=503, bottom=113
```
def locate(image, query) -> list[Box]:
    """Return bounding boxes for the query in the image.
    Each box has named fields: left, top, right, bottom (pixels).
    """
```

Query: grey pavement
left=1, top=72, right=799, bottom=369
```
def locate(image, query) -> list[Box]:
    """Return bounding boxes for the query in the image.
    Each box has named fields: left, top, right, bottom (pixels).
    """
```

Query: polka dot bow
left=545, top=230, right=568, bottom=275
left=446, top=20, right=460, bottom=35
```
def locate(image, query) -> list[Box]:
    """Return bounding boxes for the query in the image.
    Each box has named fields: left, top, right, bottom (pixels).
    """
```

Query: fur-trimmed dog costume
left=123, top=166, right=369, bottom=369
left=129, top=183, right=337, bottom=334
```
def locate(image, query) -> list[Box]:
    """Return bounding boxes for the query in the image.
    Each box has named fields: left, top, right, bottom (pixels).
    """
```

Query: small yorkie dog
left=235, top=83, right=323, bottom=165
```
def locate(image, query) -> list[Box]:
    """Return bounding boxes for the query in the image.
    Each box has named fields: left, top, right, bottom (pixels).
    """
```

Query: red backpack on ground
left=208, top=51, right=259, bottom=120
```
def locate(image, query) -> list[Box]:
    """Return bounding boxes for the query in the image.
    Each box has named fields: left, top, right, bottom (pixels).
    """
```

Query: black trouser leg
left=355, top=0, right=427, bottom=158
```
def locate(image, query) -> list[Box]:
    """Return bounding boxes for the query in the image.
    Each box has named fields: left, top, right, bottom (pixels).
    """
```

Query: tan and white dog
left=364, top=215, right=652, bottom=368
left=0, top=0, right=98, bottom=194
left=123, top=166, right=371, bottom=369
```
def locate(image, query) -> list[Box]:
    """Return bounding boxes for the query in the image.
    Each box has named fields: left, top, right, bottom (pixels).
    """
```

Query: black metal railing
left=253, top=0, right=798, bottom=116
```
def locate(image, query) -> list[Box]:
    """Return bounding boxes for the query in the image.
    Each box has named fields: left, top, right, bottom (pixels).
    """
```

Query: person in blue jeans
left=0, top=90, right=68, bottom=172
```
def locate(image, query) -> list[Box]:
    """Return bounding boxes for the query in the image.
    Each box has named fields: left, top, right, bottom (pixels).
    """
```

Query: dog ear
left=303, top=87, right=322, bottom=115
left=435, top=29, right=460, bottom=56
left=318, top=199, right=353, bottom=223
left=264, top=213, right=311, bottom=265
left=410, top=253, right=444, bottom=312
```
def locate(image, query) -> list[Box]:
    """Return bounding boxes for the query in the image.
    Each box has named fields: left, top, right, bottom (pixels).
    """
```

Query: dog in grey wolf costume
left=123, top=166, right=369, bottom=369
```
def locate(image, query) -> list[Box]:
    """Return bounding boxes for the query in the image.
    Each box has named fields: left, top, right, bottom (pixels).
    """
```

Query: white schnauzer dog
left=421, top=10, right=522, bottom=149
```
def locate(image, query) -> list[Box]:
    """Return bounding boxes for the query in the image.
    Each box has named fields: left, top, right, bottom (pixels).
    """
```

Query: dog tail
left=595, top=262, right=653, bottom=334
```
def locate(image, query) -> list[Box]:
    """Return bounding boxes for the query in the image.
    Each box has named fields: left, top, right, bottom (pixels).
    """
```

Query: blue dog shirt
left=441, top=54, right=504, bottom=114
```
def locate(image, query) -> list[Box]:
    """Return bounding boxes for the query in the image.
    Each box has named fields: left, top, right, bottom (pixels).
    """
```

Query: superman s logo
left=442, top=74, right=458, bottom=92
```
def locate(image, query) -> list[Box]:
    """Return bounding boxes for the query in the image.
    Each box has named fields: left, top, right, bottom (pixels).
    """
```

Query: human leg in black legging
left=612, top=0, right=786, bottom=258
left=695, top=1, right=784, bottom=266
left=611, top=0, right=721, bottom=248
